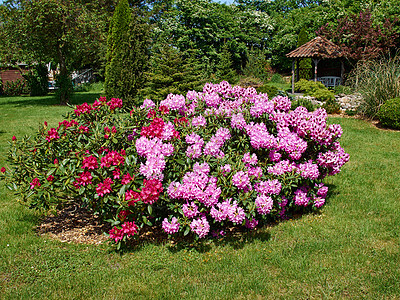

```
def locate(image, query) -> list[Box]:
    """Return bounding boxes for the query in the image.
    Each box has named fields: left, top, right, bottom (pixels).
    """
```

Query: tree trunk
left=57, top=46, right=70, bottom=105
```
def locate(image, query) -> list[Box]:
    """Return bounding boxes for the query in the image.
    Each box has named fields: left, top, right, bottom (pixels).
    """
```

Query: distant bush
left=348, top=55, right=400, bottom=117
left=295, top=79, right=325, bottom=93
left=295, top=79, right=334, bottom=101
left=334, top=85, right=353, bottom=95
left=23, top=64, right=49, bottom=96
left=270, top=73, right=284, bottom=84
left=237, top=76, right=263, bottom=88
left=377, top=97, right=400, bottom=129
left=3, top=78, right=29, bottom=96
left=291, top=98, right=317, bottom=112
left=256, top=84, right=278, bottom=98
left=312, top=89, right=335, bottom=101
left=322, top=99, right=341, bottom=114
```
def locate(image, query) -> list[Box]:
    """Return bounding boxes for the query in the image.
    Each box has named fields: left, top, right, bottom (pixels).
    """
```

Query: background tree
left=0, top=0, right=110, bottom=104
left=297, top=27, right=312, bottom=80
left=214, top=43, right=238, bottom=84
left=317, top=9, right=399, bottom=62
left=104, top=0, right=151, bottom=107
left=142, top=44, right=205, bottom=102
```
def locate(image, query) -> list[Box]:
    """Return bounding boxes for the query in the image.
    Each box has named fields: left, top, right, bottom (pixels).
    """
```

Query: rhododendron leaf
left=184, top=226, right=190, bottom=236
left=46, top=168, right=56, bottom=177
left=112, top=138, right=118, bottom=144
left=119, top=185, right=126, bottom=196
left=147, top=205, right=152, bottom=215
left=176, top=159, right=185, bottom=165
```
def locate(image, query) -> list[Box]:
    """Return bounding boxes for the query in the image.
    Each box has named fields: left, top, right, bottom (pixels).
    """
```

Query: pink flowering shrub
left=1, top=82, right=349, bottom=247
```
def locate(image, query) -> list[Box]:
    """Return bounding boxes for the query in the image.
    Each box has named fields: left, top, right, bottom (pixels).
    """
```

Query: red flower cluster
left=124, top=179, right=162, bottom=206
left=79, top=125, right=89, bottom=133
left=46, top=128, right=60, bottom=142
left=82, top=155, right=98, bottom=169
left=74, top=103, right=92, bottom=116
left=92, top=96, right=108, bottom=109
left=109, top=221, right=138, bottom=243
left=76, top=171, right=93, bottom=186
left=1, top=167, right=6, bottom=173
left=159, top=105, right=170, bottom=115
left=140, top=117, right=165, bottom=139
left=121, top=173, right=133, bottom=185
left=100, top=151, right=125, bottom=168
left=57, top=119, right=78, bottom=130
left=174, top=117, right=189, bottom=126
left=96, top=178, right=113, bottom=196
left=47, top=175, right=54, bottom=182
left=30, top=178, right=41, bottom=189
left=140, top=179, right=163, bottom=204
left=107, top=98, right=123, bottom=110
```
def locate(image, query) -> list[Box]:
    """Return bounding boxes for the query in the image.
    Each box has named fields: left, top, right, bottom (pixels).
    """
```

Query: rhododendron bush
left=1, top=81, right=349, bottom=247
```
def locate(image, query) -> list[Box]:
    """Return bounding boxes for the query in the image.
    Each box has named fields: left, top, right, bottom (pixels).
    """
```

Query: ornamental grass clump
left=1, top=81, right=349, bottom=247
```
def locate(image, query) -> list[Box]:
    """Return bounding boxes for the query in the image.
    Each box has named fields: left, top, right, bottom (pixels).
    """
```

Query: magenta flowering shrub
left=2, top=81, right=349, bottom=247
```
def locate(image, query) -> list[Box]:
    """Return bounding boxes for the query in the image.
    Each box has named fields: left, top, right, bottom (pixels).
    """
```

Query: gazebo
left=286, top=36, right=344, bottom=93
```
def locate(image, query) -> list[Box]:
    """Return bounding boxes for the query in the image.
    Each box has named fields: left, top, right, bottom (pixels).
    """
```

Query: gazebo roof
left=286, top=36, right=342, bottom=59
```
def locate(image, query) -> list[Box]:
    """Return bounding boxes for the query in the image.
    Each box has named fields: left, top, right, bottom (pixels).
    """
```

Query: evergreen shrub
left=23, top=64, right=48, bottom=96
left=295, top=79, right=334, bottom=101
left=377, top=97, right=400, bottom=129
left=322, top=99, right=341, bottom=114
left=291, top=98, right=316, bottom=112
left=1, top=81, right=349, bottom=248
left=256, top=84, right=278, bottom=98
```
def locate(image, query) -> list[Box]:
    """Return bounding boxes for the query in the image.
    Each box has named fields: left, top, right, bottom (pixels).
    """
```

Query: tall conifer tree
left=105, top=0, right=149, bottom=107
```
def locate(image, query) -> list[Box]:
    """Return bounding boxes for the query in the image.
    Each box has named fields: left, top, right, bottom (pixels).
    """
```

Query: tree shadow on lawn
left=0, top=92, right=101, bottom=108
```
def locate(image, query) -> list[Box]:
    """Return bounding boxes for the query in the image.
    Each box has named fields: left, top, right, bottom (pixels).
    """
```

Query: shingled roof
left=286, top=36, right=342, bottom=59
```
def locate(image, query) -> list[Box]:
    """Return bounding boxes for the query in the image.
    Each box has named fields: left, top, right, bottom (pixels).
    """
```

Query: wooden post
left=296, top=58, right=299, bottom=82
left=340, top=59, right=345, bottom=85
left=312, top=58, right=320, bottom=82
left=291, top=59, right=295, bottom=94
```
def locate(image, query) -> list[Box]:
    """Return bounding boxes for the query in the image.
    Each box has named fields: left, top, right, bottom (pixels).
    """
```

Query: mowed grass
left=1, top=94, right=399, bottom=299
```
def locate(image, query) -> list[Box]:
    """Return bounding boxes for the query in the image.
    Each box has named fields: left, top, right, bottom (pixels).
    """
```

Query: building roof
left=286, top=36, right=342, bottom=59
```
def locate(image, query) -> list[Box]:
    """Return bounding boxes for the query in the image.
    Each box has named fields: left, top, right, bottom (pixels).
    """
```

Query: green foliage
left=142, top=46, right=205, bottom=102
left=214, top=43, right=238, bottom=84
left=334, top=84, right=353, bottom=95
left=291, top=98, right=317, bottom=112
left=270, top=73, right=284, bottom=84
left=312, top=88, right=335, bottom=101
left=75, top=81, right=104, bottom=93
left=256, top=84, right=278, bottom=98
left=377, top=97, right=400, bottom=129
left=297, top=28, right=312, bottom=80
left=2, top=78, right=29, bottom=96
left=295, top=79, right=334, bottom=101
left=322, top=99, right=341, bottom=114
left=23, top=64, right=48, bottom=96
left=348, top=55, right=400, bottom=117
left=55, top=74, right=74, bottom=105
left=105, top=0, right=150, bottom=107
left=295, top=79, right=324, bottom=93
left=242, top=48, right=272, bottom=81
left=0, top=0, right=110, bottom=104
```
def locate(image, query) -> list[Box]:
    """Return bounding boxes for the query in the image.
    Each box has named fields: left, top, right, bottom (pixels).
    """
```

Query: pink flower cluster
left=190, top=216, right=210, bottom=238
left=210, top=198, right=245, bottom=224
left=167, top=162, right=221, bottom=207
left=203, top=128, right=231, bottom=158
left=162, top=217, right=180, bottom=234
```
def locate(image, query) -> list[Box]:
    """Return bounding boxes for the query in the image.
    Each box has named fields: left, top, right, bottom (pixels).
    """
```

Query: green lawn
left=1, top=94, right=399, bottom=299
